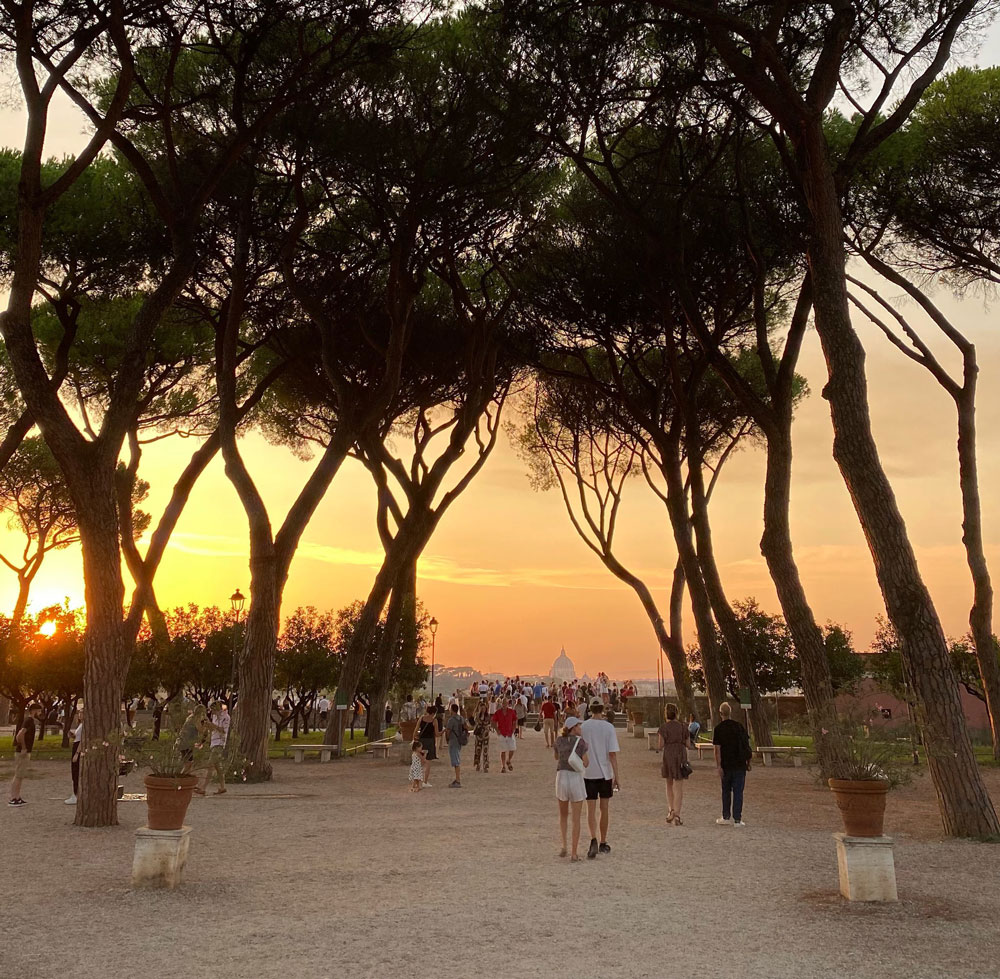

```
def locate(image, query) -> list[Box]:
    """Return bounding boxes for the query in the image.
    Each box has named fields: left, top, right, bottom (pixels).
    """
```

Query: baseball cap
left=564, top=715, right=582, bottom=730
left=589, top=698, right=604, bottom=708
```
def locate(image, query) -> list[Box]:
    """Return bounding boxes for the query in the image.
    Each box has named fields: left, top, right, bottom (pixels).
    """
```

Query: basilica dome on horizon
left=550, top=647, right=576, bottom=680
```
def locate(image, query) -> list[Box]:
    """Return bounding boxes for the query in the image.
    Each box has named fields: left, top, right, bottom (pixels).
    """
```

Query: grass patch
left=0, top=725, right=398, bottom=764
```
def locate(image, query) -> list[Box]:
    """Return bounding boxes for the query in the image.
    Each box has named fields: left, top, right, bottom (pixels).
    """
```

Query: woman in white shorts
left=553, top=716, right=589, bottom=861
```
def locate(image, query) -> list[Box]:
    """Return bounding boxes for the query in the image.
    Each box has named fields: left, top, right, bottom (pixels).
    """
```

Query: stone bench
left=366, top=741, right=393, bottom=760
left=646, top=730, right=661, bottom=751
left=754, top=746, right=808, bottom=767
left=693, top=742, right=715, bottom=761
left=284, top=744, right=336, bottom=763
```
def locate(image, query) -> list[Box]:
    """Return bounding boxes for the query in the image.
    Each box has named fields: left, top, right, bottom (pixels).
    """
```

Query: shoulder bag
left=567, top=736, right=586, bottom=773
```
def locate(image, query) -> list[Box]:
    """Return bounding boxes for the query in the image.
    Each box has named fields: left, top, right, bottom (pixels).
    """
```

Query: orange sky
left=2, top=31, right=999, bottom=679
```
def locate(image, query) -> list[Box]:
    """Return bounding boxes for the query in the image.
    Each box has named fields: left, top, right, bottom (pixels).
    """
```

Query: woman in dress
left=658, top=703, right=689, bottom=825
left=417, top=704, right=438, bottom=787
left=473, top=701, right=491, bottom=772
left=553, top=715, right=590, bottom=861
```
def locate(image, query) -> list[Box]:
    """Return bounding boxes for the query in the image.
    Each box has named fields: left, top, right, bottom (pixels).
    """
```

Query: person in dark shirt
left=712, top=702, right=752, bottom=826
left=8, top=704, right=41, bottom=807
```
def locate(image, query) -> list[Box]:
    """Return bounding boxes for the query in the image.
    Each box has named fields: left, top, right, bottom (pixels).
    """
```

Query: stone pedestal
left=834, top=833, right=897, bottom=902
left=633, top=724, right=646, bottom=739
left=132, top=826, right=192, bottom=889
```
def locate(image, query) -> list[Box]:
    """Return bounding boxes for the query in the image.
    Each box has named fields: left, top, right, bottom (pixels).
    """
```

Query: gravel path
left=3, top=729, right=999, bottom=979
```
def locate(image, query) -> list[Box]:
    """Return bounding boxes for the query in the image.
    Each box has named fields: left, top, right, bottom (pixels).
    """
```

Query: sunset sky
left=1, top=25, right=999, bottom=680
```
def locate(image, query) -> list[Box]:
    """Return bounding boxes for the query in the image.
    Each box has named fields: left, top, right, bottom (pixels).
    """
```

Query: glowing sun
left=38, top=620, right=57, bottom=638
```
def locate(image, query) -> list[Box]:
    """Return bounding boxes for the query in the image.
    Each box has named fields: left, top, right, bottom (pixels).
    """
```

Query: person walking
left=514, top=692, right=527, bottom=739
left=196, top=701, right=231, bottom=796
left=713, top=702, right=752, bottom=826
left=445, top=704, right=472, bottom=788
left=473, top=701, right=491, bottom=772
left=580, top=700, right=620, bottom=858
left=65, top=708, right=84, bottom=805
left=659, top=704, right=689, bottom=825
left=492, top=697, right=518, bottom=773
left=540, top=696, right=558, bottom=748
left=8, top=704, right=41, bottom=807
left=417, top=704, right=439, bottom=787
left=554, top=715, right=590, bottom=861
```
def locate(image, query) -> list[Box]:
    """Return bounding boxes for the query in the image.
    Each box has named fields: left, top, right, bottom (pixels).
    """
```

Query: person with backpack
left=712, top=702, right=752, bottom=826
left=445, top=703, right=472, bottom=788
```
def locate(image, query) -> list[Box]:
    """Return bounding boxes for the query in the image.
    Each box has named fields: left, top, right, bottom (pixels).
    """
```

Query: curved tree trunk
left=366, top=562, right=416, bottom=743
left=803, top=127, right=998, bottom=836
left=761, top=424, right=847, bottom=776
left=956, top=386, right=1000, bottom=759
left=668, top=559, right=699, bottom=725
left=658, top=436, right=728, bottom=721
left=326, top=518, right=431, bottom=746
left=688, top=446, right=771, bottom=748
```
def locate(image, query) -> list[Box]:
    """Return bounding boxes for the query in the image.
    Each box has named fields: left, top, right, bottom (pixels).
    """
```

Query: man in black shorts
left=580, top=700, right=621, bottom=858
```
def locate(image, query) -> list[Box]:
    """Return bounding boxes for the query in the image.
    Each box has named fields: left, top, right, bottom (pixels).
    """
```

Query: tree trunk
left=956, top=386, right=1000, bottom=759
left=802, top=123, right=998, bottom=836
left=688, top=451, right=772, bottom=748
left=668, top=559, right=699, bottom=727
left=325, top=514, right=434, bottom=746
left=234, top=549, right=281, bottom=781
left=74, top=476, right=127, bottom=828
left=657, top=437, right=729, bottom=722
left=12, top=574, right=31, bottom=627
left=761, top=424, right=848, bottom=776
left=367, top=563, right=415, bottom=743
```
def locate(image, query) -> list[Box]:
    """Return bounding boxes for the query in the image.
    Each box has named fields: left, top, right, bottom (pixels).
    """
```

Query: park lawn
left=1, top=726, right=399, bottom=764
left=0, top=734, right=73, bottom=760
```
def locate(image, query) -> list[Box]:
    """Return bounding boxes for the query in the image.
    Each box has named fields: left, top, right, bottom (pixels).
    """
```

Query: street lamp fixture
left=229, top=588, right=246, bottom=697
left=429, top=617, right=439, bottom=700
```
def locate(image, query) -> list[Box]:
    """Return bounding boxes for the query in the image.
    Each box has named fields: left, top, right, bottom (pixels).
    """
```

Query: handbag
left=679, top=760, right=693, bottom=780
left=533, top=720, right=542, bottom=732
left=567, top=736, right=585, bottom=773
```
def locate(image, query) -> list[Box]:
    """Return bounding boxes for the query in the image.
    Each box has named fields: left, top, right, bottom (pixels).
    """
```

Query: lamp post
left=429, top=617, right=439, bottom=700
left=229, top=588, right=246, bottom=699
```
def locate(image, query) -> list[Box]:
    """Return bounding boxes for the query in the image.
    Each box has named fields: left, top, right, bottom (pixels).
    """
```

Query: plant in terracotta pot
left=120, top=702, right=208, bottom=830
left=827, top=731, right=913, bottom=838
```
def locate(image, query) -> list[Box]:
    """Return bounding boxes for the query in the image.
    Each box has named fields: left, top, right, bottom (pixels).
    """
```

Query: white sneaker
left=715, top=817, right=731, bottom=825
left=734, top=821, right=746, bottom=827
left=423, top=783, right=433, bottom=788
left=64, top=795, right=77, bottom=805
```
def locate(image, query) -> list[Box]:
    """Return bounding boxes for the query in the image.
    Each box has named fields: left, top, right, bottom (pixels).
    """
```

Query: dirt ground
left=3, top=728, right=999, bottom=979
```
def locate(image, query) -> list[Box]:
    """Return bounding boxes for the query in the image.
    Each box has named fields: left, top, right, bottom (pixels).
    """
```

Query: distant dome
left=550, top=647, right=576, bottom=680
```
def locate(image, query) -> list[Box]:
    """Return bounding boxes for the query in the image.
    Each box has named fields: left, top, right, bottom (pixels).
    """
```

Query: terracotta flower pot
left=398, top=719, right=419, bottom=743
left=828, top=778, right=890, bottom=837
left=144, top=774, right=199, bottom=831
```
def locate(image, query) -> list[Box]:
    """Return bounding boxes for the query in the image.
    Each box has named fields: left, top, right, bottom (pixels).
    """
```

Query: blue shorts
left=449, top=740, right=462, bottom=766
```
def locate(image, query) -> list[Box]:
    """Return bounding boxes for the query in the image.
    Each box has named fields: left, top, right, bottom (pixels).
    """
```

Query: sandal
left=193, top=787, right=206, bottom=796
left=673, top=814, right=683, bottom=826
left=666, top=809, right=676, bottom=824
left=559, top=848, right=567, bottom=857
left=570, top=855, right=581, bottom=862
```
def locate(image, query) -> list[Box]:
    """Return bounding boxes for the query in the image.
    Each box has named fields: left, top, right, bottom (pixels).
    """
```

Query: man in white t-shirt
left=580, top=699, right=620, bottom=859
